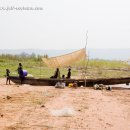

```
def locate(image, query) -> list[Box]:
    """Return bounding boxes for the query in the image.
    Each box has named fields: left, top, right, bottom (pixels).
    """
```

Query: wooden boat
left=10, top=76, right=130, bottom=86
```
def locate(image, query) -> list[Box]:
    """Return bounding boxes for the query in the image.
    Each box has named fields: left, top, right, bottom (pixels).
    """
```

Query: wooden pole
left=84, top=31, right=88, bottom=87
left=85, top=30, right=88, bottom=49
left=40, top=59, right=41, bottom=78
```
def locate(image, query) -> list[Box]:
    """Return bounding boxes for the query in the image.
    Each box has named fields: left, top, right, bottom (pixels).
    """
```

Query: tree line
left=0, top=52, right=48, bottom=61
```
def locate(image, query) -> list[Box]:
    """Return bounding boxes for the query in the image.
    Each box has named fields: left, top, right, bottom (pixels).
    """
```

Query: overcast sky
left=0, top=0, right=130, bottom=49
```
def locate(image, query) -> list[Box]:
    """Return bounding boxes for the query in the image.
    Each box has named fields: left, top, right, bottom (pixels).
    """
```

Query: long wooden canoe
left=10, top=76, right=130, bottom=86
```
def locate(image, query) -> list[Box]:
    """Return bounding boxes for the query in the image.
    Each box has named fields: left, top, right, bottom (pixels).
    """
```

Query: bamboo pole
left=84, top=31, right=88, bottom=87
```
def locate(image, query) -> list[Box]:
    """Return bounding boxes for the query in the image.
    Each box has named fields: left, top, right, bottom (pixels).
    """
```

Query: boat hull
left=10, top=76, right=130, bottom=86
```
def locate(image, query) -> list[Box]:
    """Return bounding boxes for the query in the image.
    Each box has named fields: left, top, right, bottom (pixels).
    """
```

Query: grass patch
left=0, top=54, right=130, bottom=78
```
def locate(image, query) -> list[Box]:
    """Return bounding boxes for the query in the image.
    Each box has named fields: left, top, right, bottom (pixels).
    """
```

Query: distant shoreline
left=0, top=48, right=130, bottom=60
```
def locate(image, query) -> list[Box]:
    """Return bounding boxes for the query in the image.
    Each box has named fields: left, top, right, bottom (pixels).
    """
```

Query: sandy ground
left=0, top=78, right=130, bottom=130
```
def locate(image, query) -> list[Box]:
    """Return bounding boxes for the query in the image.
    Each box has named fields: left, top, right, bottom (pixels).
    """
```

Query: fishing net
left=42, top=48, right=86, bottom=68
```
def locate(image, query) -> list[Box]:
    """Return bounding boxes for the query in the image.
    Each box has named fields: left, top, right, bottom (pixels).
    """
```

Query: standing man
left=6, top=69, right=11, bottom=85
left=18, top=63, right=22, bottom=75
left=66, top=68, right=71, bottom=79
left=18, top=63, right=24, bottom=84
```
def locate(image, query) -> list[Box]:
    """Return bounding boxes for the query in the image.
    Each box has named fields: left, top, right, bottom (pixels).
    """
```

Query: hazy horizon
left=0, top=48, right=130, bottom=60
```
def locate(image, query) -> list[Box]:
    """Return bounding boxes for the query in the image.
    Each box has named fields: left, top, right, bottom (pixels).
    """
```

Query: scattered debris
left=80, top=85, right=84, bottom=88
left=78, top=109, right=81, bottom=111
left=68, top=83, right=73, bottom=87
left=41, top=105, right=45, bottom=108
left=106, top=85, right=112, bottom=91
left=94, top=84, right=104, bottom=90
left=94, top=84, right=112, bottom=91
left=55, top=81, right=65, bottom=89
left=126, top=83, right=129, bottom=85
left=6, top=96, right=12, bottom=100
left=0, top=114, right=3, bottom=117
left=68, top=81, right=78, bottom=88
left=50, top=107, right=76, bottom=117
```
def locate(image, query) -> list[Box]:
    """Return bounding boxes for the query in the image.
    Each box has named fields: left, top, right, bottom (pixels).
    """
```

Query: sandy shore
left=0, top=78, right=130, bottom=130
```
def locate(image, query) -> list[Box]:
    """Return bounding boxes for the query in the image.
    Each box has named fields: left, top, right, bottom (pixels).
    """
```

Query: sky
left=0, top=0, right=130, bottom=49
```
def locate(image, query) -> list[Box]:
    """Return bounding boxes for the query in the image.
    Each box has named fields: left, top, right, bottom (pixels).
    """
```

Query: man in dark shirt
left=6, top=69, right=10, bottom=85
left=18, top=63, right=24, bottom=84
left=66, top=68, right=71, bottom=79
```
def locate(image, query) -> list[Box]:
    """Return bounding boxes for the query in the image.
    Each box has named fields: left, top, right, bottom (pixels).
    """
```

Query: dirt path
left=44, top=88, right=130, bottom=130
left=0, top=78, right=130, bottom=130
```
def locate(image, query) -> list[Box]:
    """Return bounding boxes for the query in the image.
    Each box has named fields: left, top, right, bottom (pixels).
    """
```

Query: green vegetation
left=0, top=54, right=77, bottom=78
left=75, top=59, right=130, bottom=78
left=75, top=59, right=130, bottom=69
left=0, top=54, right=130, bottom=78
